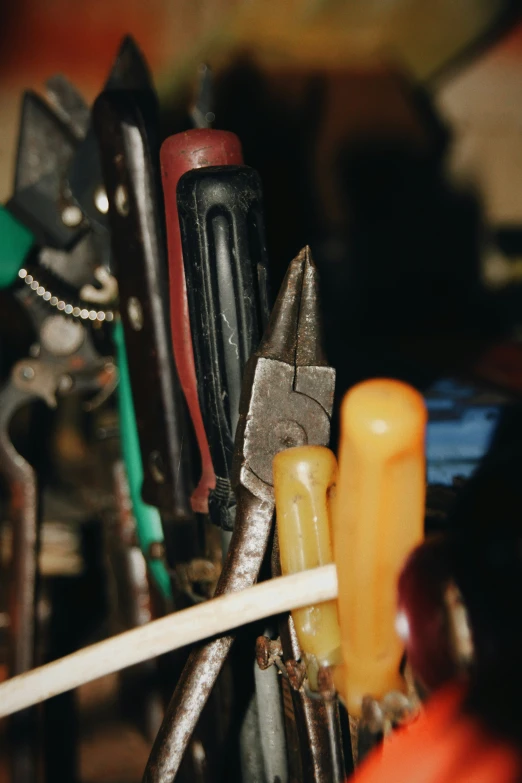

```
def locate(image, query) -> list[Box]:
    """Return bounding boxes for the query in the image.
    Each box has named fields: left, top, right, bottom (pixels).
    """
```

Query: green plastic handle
left=113, top=320, right=172, bottom=599
left=0, top=205, right=34, bottom=288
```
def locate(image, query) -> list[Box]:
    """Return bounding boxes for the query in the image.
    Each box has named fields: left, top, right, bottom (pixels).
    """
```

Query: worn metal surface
left=0, top=381, right=39, bottom=783
left=254, top=663, right=288, bottom=783
left=68, top=36, right=157, bottom=234
left=239, top=692, right=266, bottom=783
left=273, top=538, right=346, bottom=783
left=357, top=692, right=416, bottom=764
left=8, top=90, right=85, bottom=250
left=93, top=91, right=191, bottom=521
left=143, top=246, right=335, bottom=781
left=45, top=75, right=90, bottom=142
left=143, top=486, right=272, bottom=782
left=0, top=40, right=160, bottom=781
left=0, top=287, right=115, bottom=783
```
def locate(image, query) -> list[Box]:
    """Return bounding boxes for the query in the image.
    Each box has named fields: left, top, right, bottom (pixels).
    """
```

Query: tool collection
left=0, top=31, right=522, bottom=783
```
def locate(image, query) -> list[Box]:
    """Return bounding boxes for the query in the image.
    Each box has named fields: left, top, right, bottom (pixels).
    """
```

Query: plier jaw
left=234, top=246, right=335, bottom=503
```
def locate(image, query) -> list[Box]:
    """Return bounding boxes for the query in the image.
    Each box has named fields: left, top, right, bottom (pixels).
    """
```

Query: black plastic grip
left=177, top=165, right=270, bottom=529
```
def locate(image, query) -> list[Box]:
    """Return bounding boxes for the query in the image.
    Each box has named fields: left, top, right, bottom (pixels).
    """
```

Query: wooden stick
left=0, top=564, right=337, bottom=719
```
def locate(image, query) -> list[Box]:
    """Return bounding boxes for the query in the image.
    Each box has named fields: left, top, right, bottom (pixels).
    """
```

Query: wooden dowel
left=0, top=564, right=337, bottom=719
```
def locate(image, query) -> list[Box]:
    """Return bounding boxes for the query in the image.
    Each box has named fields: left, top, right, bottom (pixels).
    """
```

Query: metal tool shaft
left=143, top=487, right=273, bottom=781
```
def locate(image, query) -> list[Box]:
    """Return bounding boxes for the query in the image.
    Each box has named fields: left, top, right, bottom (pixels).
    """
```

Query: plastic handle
left=333, top=379, right=427, bottom=716
left=160, top=129, right=243, bottom=513
left=0, top=206, right=34, bottom=289
left=274, top=445, right=341, bottom=667
left=177, top=164, right=270, bottom=530
left=113, top=320, right=171, bottom=599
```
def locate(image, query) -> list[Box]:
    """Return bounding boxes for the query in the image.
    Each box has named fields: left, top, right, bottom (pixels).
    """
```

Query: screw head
left=20, top=365, right=35, bottom=381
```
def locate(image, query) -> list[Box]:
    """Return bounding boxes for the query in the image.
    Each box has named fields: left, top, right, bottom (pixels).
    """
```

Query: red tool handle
left=352, top=683, right=521, bottom=783
left=160, top=129, right=243, bottom=513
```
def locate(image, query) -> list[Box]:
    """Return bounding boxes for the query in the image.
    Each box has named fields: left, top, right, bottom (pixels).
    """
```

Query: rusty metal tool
left=0, top=261, right=117, bottom=783
left=142, top=245, right=336, bottom=782
left=92, top=90, right=191, bottom=525
left=272, top=605, right=348, bottom=783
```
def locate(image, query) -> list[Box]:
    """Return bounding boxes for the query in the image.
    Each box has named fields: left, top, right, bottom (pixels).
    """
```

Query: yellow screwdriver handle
left=333, top=379, right=427, bottom=716
left=274, top=445, right=342, bottom=667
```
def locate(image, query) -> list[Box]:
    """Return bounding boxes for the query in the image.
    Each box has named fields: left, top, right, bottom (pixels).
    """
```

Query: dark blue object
left=425, top=378, right=504, bottom=485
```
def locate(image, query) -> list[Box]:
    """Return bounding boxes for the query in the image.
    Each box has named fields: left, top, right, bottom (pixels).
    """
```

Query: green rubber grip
left=0, top=205, right=34, bottom=288
left=113, top=320, right=172, bottom=599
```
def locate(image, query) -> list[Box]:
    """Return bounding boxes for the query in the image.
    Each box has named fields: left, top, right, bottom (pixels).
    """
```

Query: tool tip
left=106, top=35, right=152, bottom=92
left=15, top=92, right=71, bottom=191
left=295, top=246, right=328, bottom=367
left=258, top=246, right=311, bottom=363
left=259, top=246, right=327, bottom=366
left=341, top=379, right=427, bottom=452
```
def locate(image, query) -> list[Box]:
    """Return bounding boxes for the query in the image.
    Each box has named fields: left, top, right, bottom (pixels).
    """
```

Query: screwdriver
left=273, top=446, right=346, bottom=782
left=273, top=444, right=341, bottom=668
left=160, top=129, right=243, bottom=513
left=176, top=163, right=270, bottom=531
left=333, top=379, right=427, bottom=717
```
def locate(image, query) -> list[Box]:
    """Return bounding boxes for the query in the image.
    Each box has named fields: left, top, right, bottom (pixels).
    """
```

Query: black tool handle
left=177, top=165, right=270, bottom=530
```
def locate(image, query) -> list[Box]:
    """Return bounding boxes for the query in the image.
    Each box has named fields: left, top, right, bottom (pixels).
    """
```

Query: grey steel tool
left=143, top=245, right=336, bottom=782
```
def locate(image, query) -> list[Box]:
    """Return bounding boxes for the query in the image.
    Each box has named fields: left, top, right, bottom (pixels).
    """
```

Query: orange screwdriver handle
left=274, top=445, right=342, bottom=667
left=333, top=379, right=427, bottom=716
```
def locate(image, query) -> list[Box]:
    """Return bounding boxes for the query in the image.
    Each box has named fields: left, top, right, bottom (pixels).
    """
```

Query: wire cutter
left=143, top=245, right=336, bottom=781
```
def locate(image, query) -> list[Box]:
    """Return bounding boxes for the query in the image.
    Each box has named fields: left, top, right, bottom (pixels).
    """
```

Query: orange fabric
left=352, top=683, right=522, bottom=783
